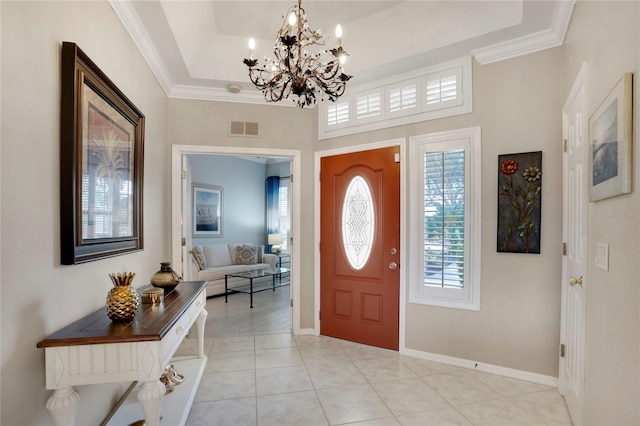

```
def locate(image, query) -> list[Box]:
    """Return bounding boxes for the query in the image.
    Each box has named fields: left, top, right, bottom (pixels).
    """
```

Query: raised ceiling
left=111, top=0, right=575, bottom=106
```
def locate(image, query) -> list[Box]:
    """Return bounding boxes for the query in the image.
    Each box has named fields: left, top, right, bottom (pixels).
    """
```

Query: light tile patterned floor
left=179, top=287, right=572, bottom=426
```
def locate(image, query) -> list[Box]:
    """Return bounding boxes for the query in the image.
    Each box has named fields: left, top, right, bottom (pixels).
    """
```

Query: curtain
left=266, top=176, right=280, bottom=253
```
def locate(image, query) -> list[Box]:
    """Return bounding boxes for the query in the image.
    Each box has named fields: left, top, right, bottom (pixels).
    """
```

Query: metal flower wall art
left=497, top=151, right=543, bottom=254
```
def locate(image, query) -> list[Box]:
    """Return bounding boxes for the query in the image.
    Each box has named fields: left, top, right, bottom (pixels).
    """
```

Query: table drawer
left=161, top=291, right=206, bottom=364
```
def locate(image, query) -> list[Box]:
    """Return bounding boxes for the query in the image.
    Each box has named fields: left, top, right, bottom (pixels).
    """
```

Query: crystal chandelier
left=243, top=0, right=352, bottom=108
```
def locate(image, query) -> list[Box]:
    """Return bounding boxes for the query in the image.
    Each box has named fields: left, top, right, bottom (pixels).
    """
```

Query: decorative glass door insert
left=341, top=175, right=375, bottom=270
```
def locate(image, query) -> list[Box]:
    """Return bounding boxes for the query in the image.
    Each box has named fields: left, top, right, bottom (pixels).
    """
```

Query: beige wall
left=1, top=2, right=169, bottom=425
left=319, top=49, right=565, bottom=377
left=167, top=99, right=317, bottom=326
left=2, top=1, right=639, bottom=425
left=563, top=1, right=640, bottom=424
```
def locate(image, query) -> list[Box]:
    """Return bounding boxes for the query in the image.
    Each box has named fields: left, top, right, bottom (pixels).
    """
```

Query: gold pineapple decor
left=106, top=272, right=140, bottom=322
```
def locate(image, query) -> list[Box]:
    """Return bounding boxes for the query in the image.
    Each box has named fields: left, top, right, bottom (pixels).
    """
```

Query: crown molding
left=472, top=0, right=575, bottom=65
left=112, top=0, right=575, bottom=102
left=110, top=0, right=296, bottom=106
left=169, top=85, right=283, bottom=106
left=109, top=0, right=174, bottom=96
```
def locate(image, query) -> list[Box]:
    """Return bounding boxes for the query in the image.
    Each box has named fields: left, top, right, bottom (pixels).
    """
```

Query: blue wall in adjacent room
left=188, top=155, right=266, bottom=246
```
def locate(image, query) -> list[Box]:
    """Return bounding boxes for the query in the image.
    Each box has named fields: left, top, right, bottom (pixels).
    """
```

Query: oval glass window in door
left=341, top=175, right=375, bottom=270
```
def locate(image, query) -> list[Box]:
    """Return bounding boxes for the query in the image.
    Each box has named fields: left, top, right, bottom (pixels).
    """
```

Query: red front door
left=320, top=147, right=400, bottom=350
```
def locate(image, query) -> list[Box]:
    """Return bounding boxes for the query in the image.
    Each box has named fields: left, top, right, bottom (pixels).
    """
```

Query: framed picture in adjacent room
left=589, top=72, right=633, bottom=201
left=193, top=184, right=223, bottom=237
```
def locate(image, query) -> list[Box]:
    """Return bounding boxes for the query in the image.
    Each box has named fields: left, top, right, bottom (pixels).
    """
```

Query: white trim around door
left=171, top=145, right=302, bottom=334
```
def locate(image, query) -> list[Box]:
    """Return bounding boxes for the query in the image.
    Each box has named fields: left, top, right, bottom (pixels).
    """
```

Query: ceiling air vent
left=229, top=121, right=260, bottom=137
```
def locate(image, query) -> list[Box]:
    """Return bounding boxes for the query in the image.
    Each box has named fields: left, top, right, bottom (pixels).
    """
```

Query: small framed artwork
left=60, top=42, right=145, bottom=264
left=497, top=151, right=543, bottom=254
left=193, top=185, right=223, bottom=237
left=589, top=72, right=633, bottom=201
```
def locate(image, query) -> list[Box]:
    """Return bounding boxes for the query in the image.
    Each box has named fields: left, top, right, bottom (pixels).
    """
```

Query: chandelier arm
left=242, top=0, right=352, bottom=108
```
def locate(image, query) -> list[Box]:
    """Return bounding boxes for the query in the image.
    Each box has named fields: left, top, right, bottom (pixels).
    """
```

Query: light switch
left=595, top=243, right=609, bottom=271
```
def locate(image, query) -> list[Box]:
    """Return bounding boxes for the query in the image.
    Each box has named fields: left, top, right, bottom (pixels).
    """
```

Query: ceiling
left=110, top=0, right=575, bottom=106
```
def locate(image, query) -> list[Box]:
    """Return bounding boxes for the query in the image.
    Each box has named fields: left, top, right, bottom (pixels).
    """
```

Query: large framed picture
left=589, top=72, right=633, bottom=201
left=193, top=185, right=223, bottom=237
left=60, top=42, right=145, bottom=264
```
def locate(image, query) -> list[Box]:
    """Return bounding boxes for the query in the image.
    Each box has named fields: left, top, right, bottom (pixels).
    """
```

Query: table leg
left=225, top=275, right=228, bottom=303
left=250, top=277, right=254, bottom=308
left=137, top=379, right=166, bottom=426
left=196, top=308, right=208, bottom=358
left=46, top=387, right=80, bottom=426
left=273, top=273, right=276, bottom=291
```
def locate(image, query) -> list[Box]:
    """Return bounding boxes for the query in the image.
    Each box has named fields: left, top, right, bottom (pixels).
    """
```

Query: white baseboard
left=401, top=347, right=558, bottom=388
left=295, top=328, right=318, bottom=336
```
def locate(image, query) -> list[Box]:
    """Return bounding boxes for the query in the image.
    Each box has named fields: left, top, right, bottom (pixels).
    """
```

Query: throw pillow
left=191, top=246, right=207, bottom=270
left=232, top=244, right=258, bottom=265
left=206, top=244, right=232, bottom=267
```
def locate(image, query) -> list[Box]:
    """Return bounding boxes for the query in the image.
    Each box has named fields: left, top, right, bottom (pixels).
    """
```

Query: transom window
left=319, top=57, right=472, bottom=140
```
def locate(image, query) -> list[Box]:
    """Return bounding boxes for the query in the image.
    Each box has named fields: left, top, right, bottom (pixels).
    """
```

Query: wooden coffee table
left=225, top=268, right=290, bottom=308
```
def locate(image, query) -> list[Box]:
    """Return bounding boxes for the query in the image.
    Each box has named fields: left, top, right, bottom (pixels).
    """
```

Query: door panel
left=560, top=63, right=587, bottom=426
left=320, top=147, right=400, bottom=350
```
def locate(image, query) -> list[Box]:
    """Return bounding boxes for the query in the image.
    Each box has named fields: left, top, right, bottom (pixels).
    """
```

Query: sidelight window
left=409, top=127, right=482, bottom=310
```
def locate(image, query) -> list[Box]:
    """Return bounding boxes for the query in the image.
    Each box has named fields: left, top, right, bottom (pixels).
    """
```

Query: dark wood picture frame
left=60, top=42, right=144, bottom=264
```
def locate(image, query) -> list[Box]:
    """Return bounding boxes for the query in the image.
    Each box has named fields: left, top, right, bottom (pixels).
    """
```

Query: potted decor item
left=106, top=272, right=139, bottom=322
left=151, top=262, right=181, bottom=290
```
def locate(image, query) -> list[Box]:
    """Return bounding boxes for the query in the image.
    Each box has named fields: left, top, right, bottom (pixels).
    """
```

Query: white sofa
left=190, top=243, right=277, bottom=297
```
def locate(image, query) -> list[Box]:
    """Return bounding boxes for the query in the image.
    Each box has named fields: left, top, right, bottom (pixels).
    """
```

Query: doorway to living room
left=171, top=145, right=302, bottom=333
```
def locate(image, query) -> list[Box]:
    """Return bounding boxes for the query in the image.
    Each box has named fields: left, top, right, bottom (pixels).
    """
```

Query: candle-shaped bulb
left=339, top=54, right=346, bottom=65
left=248, top=37, right=256, bottom=59
left=288, top=12, right=297, bottom=26
left=335, top=24, right=343, bottom=47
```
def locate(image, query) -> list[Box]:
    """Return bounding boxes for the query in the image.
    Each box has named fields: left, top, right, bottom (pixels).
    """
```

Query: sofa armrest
left=190, top=254, right=200, bottom=280
left=263, top=253, right=278, bottom=268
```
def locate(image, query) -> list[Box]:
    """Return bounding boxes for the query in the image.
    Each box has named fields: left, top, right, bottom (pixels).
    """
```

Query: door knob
left=569, top=276, right=583, bottom=287
left=389, top=262, right=398, bottom=270
left=390, top=248, right=397, bottom=255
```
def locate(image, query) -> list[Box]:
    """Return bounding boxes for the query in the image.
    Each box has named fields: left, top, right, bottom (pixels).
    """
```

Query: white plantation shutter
left=424, top=67, right=463, bottom=111
left=319, top=57, right=472, bottom=139
left=423, top=150, right=465, bottom=289
left=388, top=81, right=418, bottom=114
left=356, top=92, right=381, bottom=120
left=327, top=100, right=350, bottom=127
left=409, top=127, right=481, bottom=311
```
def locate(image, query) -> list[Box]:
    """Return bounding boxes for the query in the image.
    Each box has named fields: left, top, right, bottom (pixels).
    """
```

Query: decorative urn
left=151, top=262, right=181, bottom=290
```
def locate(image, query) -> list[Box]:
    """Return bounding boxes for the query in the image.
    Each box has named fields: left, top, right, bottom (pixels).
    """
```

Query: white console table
left=37, top=281, right=208, bottom=426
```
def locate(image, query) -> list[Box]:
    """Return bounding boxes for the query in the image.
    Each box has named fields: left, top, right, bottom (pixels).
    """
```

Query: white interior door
left=560, top=62, right=588, bottom=426
left=180, top=155, right=192, bottom=280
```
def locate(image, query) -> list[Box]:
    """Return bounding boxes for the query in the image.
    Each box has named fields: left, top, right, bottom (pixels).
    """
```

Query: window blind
left=423, top=149, right=465, bottom=289
left=426, top=74, right=457, bottom=105
left=278, top=183, right=289, bottom=250
left=356, top=92, right=381, bottom=120
left=389, top=84, right=417, bottom=113
left=327, top=101, right=349, bottom=126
